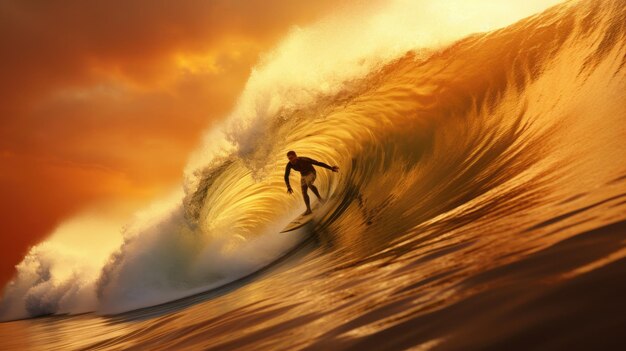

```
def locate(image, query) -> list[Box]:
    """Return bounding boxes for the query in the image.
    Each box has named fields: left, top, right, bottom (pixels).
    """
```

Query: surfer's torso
left=284, top=156, right=333, bottom=188
left=286, top=156, right=318, bottom=175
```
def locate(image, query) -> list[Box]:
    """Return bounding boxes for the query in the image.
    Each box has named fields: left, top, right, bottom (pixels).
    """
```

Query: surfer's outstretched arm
left=310, top=158, right=339, bottom=172
left=284, top=163, right=293, bottom=193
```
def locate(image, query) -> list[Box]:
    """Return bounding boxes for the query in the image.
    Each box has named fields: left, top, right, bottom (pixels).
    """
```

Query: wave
left=2, top=0, right=625, bottom=322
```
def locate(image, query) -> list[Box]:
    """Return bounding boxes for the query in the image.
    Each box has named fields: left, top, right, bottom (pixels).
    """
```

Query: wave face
left=2, top=0, right=626, bottom=348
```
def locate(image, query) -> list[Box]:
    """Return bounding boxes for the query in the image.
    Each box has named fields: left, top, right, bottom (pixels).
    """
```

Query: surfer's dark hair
left=287, top=150, right=296, bottom=157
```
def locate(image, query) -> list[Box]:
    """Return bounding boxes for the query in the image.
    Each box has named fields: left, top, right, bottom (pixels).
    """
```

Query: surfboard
left=280, top=204, right=321, bottom=233
left=280, top=198, right=324, bottom=233
left=280, top=202, right=322, bottom=233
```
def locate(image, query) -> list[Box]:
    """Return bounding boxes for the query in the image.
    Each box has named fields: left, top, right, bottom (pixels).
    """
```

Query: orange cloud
left=0, top=0, right=352, bottom=102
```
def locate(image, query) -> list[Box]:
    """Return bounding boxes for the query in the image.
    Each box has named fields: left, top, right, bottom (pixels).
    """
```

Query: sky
left=0, top=0, right=361, bottom=287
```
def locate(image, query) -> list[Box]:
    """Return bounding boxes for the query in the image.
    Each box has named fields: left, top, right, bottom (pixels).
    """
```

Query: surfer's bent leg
left=301, top=184, right=311, bottom=211
left=305, top=173, right=323, bottom=202
left=309, top=185, right=322, bottom=201
left=301, top=173, right=314, bottom=212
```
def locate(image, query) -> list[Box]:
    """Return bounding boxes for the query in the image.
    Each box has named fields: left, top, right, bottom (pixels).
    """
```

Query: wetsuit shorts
left=301, top=172, right=316, bottom=187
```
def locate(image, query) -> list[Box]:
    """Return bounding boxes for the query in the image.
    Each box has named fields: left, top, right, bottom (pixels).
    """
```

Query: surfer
left=284, top=150, right=339, bottom=215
